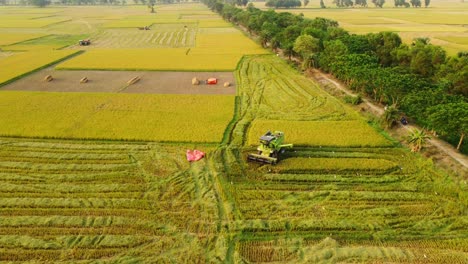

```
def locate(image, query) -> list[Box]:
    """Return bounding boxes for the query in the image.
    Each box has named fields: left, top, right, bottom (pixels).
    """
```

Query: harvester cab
left=79, top=39, right=91, bottom=46
left=247, top=131, right=293, bottom=164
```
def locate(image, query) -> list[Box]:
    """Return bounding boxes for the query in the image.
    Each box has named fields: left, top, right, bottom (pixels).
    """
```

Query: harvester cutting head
left=247, top=131, right=293, bottom=164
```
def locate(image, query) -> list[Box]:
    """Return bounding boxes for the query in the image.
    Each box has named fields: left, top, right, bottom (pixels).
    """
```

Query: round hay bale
left=224, top=82, right=230, bottom=87
left=80, top=77, right=88, bottom=83
left=44, top=75, right=53, bottom=82
left=192, top=77, right=200, bottom=85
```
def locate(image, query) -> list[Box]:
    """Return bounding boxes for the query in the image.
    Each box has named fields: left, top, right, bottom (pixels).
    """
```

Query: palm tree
left=407, top=129, right=430, bottom=152
left=382, top=105, right=400, bottom=129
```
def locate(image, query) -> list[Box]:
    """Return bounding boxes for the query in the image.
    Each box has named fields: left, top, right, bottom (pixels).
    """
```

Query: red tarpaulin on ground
left=207, top=78, right=217, bottom=84
left=186, top=149, right=205, bottom=162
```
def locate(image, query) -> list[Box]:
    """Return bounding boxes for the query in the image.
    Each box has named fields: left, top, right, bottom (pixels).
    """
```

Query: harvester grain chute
left=247, top=131, right=293, bottom=164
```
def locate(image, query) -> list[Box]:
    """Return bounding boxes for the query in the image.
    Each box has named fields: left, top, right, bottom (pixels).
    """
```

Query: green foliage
left=367, top=31, right=402, bottom=67
left=318, top=40, right=348, bottom=72
left=436, top=53, right=468, bottom=96
left=382, top=105, right=400, bottom=129
left=343, top=94, right=362, bottom=105
left=293, top=34, right=319, bottom=68
left=427, top=102, right=468, bottom=150
left=372, top=0, right=385, bottom=7
left=395, top=0, right=410, bottom=7
left=407, top=128, right=430, bottom=152
left=265, top=0, right=302, bottom=8
left=410, top=0, right=421, bottom=7
left=333, top=0, right=354, bottom=7
left=29, top=0, right=50, bottom=7
left=320, top=0, right=326, bottom=8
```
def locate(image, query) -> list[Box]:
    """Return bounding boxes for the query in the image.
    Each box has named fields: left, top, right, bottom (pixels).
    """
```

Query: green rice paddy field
left=0, top=2, right=466, bottom=263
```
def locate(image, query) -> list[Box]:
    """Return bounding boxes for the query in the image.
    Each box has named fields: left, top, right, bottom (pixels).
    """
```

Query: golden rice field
left=88, top=24, right=197, bottom=48
left=253, top=0, right=468, bottom=55
left=247, top=120, right=393, bottom=147
left=0, top=91, right=235, bottom=143
left=0, top=3, right=466, bottom=263
left=103, top=15, right=195, bottom=28
left=56, top=48, right=244, bottom=71
left=0, top=33, right=47, bottom=46
left=1, top=44, right=64, bottom=51
left=0, top=16, right=71, bottom=28
left=0, top=50, right=79, bottom=85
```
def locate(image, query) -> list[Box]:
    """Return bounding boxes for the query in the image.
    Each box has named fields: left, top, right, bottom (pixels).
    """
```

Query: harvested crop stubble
left=0, top=91, right=235, bottom=143
left=271, top=157, right=398, bottom=173
left=237, top=55, right=352, bottom=121
left=248, top=120, right=392, bottom=147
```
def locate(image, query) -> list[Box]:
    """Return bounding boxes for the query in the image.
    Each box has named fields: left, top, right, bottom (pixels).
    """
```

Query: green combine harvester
left=247, top=131, right=293, bottom=164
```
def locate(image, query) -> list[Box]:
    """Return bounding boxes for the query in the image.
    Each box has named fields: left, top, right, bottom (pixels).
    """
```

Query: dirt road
left=310, top=69, right=468, bottom=172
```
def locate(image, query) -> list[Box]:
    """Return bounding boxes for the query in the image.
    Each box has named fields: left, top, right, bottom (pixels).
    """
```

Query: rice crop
left=0, top=16, right=71, bottom=28
left=247, top=120, right=393, bottom=147
left=198, top=19, right=232, bottom=28
left=89, top=24, right=197, bottom=48
left=272, top=157, right=398, bottom=173
left=56, top=48, right=244, bottom=71
left=0, top=33, right=47, bottom=46
left=0, top=50, right=79, bottom=85
left=0, top=91, right=235, bottom=143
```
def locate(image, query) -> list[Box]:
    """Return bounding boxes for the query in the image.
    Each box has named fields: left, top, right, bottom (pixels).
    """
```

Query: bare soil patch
left=1, top=68, right=236, bottom=95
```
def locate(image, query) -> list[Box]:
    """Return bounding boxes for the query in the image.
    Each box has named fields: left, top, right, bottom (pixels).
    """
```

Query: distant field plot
left=371, top=10, right=467, bottom=25
left=103, top=14, right=195, bottom=28
left=198, top=19, right=232, bottom=28
left=1, top=44, right=64, bottom=51
left=89, top=24, right=196, bottom=48
left=0, top=33, right=47, bottom=46
left=0, top=16, right=71, bottom=28
left=0, top=91, right=235, bottom=143
left=436, top=36, right=468, bottom=45
left=3, top=34, right=87, bottom=51
left=0, top=7, right=63, bottom=15
left=248, top=120, right=392, bottom=147
left=195, top=31, right=267, bottom=54
left=103, top=15, right=163, bottom=28
left=56, top=48, right=243, bottom=71
left=0, top=50, right=79, bottom=85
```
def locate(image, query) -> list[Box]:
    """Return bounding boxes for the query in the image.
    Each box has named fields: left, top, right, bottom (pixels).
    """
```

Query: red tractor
left=79, top=39, right=91, bottom=46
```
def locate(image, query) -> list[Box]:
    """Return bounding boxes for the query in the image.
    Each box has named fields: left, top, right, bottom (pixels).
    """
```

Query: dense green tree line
left=203, top=0, right=467, bottom=152
left=265, top=0, right=301, bottom=8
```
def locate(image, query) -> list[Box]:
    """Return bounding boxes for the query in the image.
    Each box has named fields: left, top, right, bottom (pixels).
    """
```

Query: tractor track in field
left=308, top=69, right=468, bottom=175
